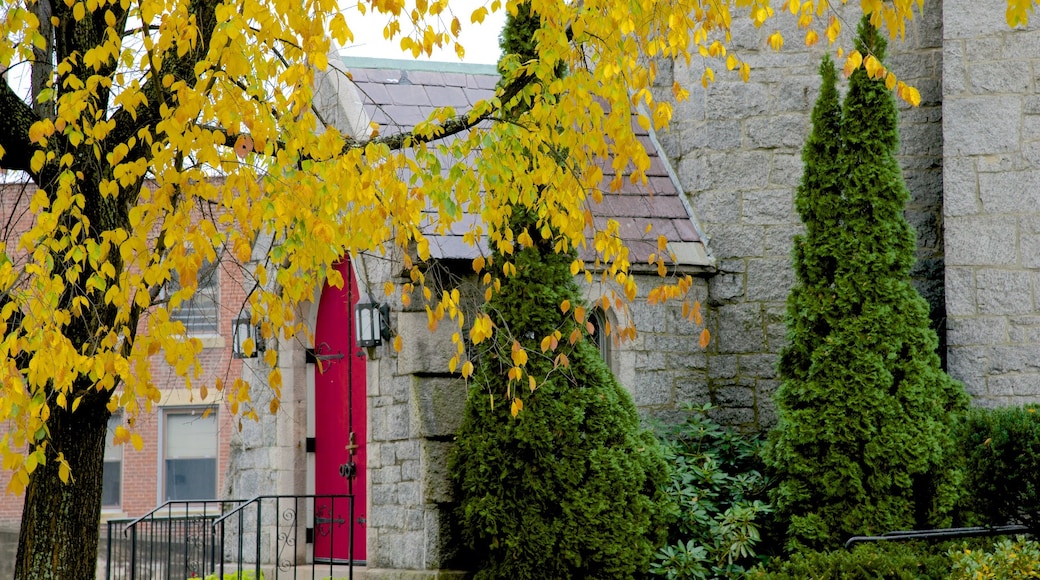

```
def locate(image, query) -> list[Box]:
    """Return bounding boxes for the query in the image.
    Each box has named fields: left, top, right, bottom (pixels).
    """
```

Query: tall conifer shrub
left=764, top=19, right=969, bottom=551
left=448, top=5, right=670, bottom=578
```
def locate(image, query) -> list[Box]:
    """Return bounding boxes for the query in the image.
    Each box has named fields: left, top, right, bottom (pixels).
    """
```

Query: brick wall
left=0, top=178, right=245, bottom=528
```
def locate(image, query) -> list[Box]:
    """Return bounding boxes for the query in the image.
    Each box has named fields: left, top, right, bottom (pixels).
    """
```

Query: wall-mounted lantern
left=232, top=311, right=264, bottom=359
left=355, top=302, right=390, bottom=348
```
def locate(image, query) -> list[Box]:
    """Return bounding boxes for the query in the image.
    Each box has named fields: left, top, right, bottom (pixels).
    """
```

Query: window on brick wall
left=102, top=413, right=122, bottom=508
left=163, top=408, right=218, bottom=501
left=169, top=260, right=220, bottom=335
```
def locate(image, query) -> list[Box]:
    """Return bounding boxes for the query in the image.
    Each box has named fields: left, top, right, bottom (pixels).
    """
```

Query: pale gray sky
left=338, top=0, right=506, bottom=65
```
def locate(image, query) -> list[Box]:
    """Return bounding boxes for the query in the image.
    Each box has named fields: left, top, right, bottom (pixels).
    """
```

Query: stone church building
left=224, top=0, right=1040, bottom=576
left=2, top=0, right=1036, bottom=577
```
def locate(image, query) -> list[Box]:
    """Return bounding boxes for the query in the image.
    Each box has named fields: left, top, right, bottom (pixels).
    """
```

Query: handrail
left=211, top=493, right=351, bottom=529
left=845, top=524, right=1036, bottom=549
left=106, top=494, right=356, bottom=580
left=122, top=499, right=246, bottom=535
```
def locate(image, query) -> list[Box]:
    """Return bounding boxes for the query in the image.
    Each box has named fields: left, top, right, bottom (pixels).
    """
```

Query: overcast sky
left=337, top=0, right=506, bottom=65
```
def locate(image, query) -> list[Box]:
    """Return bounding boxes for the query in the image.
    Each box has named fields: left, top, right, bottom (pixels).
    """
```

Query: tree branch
left=0, top=77, right=43, bottom=176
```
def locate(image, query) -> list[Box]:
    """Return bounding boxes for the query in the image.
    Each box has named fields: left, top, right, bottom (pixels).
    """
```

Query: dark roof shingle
left=341, top=57, right=712, bottom=270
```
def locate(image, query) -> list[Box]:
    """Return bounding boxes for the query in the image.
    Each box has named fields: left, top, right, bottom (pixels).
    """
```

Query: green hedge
left=747, top=542, right=950, bottom=579
left=948, top=537, right=1040, bottom=579
left=953, top=405, right=1040, bottom=527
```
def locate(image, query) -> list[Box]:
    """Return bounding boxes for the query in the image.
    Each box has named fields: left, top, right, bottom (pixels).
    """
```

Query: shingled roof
left=334, top=57, right=713, bottom=271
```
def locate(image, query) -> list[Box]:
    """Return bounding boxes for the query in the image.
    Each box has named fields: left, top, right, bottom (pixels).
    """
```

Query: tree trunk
left=15, top=399, right=109, bottom=580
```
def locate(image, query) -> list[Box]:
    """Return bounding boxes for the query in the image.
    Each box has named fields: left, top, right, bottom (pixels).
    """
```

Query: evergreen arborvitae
left=448, top=5, right=670, bottom=578
left=764, top=18, right=969, bottom=552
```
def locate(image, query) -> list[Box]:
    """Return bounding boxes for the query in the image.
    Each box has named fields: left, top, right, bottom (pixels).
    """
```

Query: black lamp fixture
left=232, top=310, right=264, bottom=359
left=355, top=302, right=390, bottom=348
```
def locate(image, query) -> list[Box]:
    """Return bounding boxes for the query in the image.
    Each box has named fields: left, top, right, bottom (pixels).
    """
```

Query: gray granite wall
left=942, top=2, right=1040, bottom=405
left=653, top=1, right=948, bottom=429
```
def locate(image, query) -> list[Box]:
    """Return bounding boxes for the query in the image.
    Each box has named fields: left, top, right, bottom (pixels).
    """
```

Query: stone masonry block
left=424, top=507, right=462, bottom=570
left=1021, top=218, right=1040, bottom=269
left=742, top=189, right=795, bottom=225
left=746, top=258, right=795, bottom=303
left=946, top=345, right=988, bottom=392
left=988, top=374, right=1040, bottom=399
left=944, top=96, right=1021, bottom=156
left=945, top=0, right=1020, bottom=38
left=942, top=157, right=979, bottom=217
left=1008, top=316, right=1040, bottom=343
left=945, top=216, right=1016, bottom=267
left=708, top=354, right=738, bottom=379
left=980, top=170, right=1040, bottom=214
left=691, top=188, right=741, bottom=224
left=387, top=404, right=411, bottom=440
left=745, top=114, right=808, bottom=149
left=945, top=267, right=977, bottom=316
left=630, top=371, right=675, bottom=407
left=421, top=440, right=455, bottom=504
left=706, top=151, right=772, bottom=191
left=769, top=153, right=804, bottom=188
left=705, top=82, right=769, bottom=120
left=977, top=269, right=1033, bottom=315
left=396, top=311, right=456, bottom=375
left=715, top=303, right=765, bottom=353
left=411, top=376, right=467, bottom=439
left=968, top=60, right=1033, bottom=94
left=709, top=272, right=745, bottom=304
left=739, top=353, right=779, bottom=378
left=708, top=225, right=765, bottom=259
left=764, top=225, right=802, bottom=257
left=680, top=121, right=742, bottom=151
left=666, top=351, right=709, bottom=372
left=634, top=350, right=667, bottom=371
left=943, top=43, right=967, bottom=94
left=946, top=316, right=1008, bottom=346
left=990, top=345, right=1040, bottom=374
left=713, top=383, right=755, bottom=407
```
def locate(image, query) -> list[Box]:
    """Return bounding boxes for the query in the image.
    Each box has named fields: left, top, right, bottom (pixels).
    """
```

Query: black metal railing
left=106, top=495, right=354, bottom=580
left=106, top=500, right=240, bottom=580
left=845, top=524, right=1037, bottom=549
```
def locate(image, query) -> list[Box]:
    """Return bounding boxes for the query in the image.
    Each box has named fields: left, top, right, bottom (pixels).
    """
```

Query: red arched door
left=314, top=258, right=367, bottom=563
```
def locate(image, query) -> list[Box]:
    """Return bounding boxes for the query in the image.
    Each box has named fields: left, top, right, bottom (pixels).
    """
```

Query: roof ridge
left=338, top=55, right=499, bottom=76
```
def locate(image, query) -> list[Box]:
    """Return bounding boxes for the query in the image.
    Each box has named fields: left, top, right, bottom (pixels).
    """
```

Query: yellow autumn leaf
left=885, top=71, right=898, bottom=90
left=863, top=54, right=883, bottom=79
left=699, top=328, right=711, bottom=349
left=461, top=360, right=474, bottom=378
left=767, top=31, right=784, bottom=51
left=510, top=397, right=523, bottom=417
left=511, top=341, right=528, bottom=366
left=843, top=50, right=863, bottom=77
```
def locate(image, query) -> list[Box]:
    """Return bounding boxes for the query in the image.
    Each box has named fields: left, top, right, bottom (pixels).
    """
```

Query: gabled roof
left=334, top=57, right=713, bottom=271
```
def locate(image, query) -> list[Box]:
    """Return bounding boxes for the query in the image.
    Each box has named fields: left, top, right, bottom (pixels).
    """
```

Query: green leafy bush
left=747, top=542, right=951, bottom=579
left=448, top=224, right=671, bottom=579
left=650, top=404, right=773, bottom=579
left=953, top=405, right=1040, bottom=527
left=948, top=537, right=1040, bottom=579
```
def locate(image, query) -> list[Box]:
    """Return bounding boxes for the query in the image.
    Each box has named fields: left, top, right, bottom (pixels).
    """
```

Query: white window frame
left=102, top=412, right=123, bottom=509
left=160, top=407, right=219, bottom=502
left=168, top=259, right=221, bottom=336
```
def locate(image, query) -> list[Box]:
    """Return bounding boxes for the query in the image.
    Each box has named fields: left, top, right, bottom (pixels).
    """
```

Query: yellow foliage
left=0, top=0, right=1011, bottom=499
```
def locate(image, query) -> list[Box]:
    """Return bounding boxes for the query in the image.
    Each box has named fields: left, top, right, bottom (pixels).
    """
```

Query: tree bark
left=15, top=398, right=110, bottom=580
